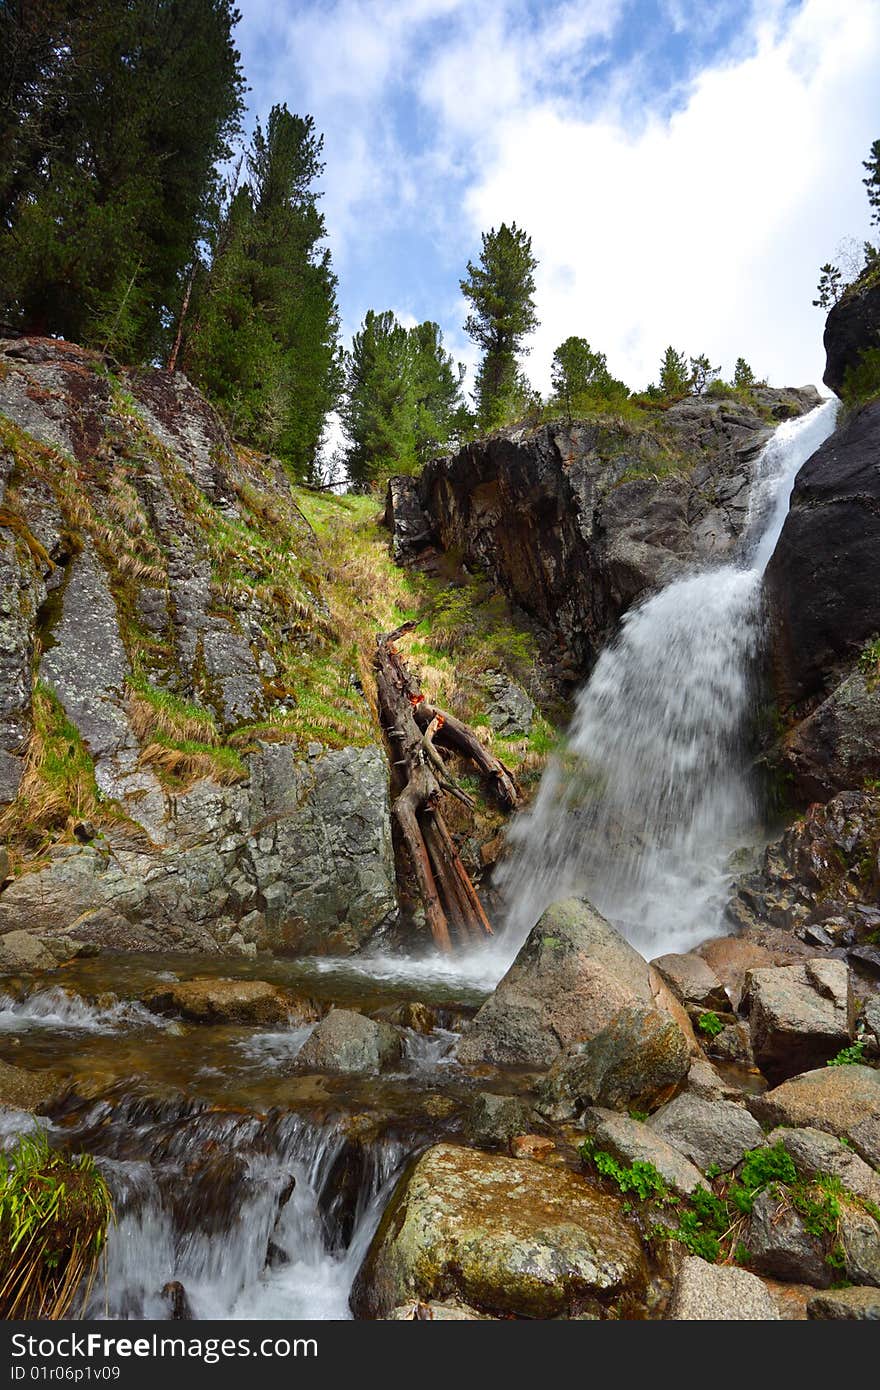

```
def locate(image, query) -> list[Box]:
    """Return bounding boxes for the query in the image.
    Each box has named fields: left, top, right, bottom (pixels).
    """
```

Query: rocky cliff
left=0, top=337, right=397, bottom=954
left=766, top=282, right=880, bottom=803
left=386, top=387, right=820, bottom=682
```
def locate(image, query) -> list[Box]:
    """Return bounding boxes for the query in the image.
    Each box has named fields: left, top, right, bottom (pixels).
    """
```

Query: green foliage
left=813, top=263, right=844, bottom=311
left=550, top=336, right=629, bottom=419
left=340, top=311, right=468, bottom=489
left=0, top=0, right=245, bottom=359
left=734, top=357, right=756, bottom=389
left=864, top=138, right=880, bottom=230
left=827, top=1041, right=867, bottom=1067
left=0, top=1128, right=112, bottom=1319
left=689, top=354, right=720, bottom=395
left=578, top=1140, right=667, bottom=1201
left=658, top=346, right=690, bottom=397
left=842, top=347, right=880, bottom=409
left=184, top=106, right=342, bottom=481
left=697, top=1011, right=724, bottom=1038
left=858, top=636, right=880, bottom=688
left=461, top=223, right=540, bottom=430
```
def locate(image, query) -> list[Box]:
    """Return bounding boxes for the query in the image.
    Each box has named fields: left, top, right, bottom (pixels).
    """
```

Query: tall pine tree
left=460, top=223, right=539, bottom=431
left=183, top=107, right=342, bottom=481
left=0, top=0, right=245, bottom=357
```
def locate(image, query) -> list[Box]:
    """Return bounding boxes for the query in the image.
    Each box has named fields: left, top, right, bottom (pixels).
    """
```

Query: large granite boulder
left=537, top=1006, right=689, bottom=1119
left=749, top=1065, right=880, bottom=1141
left=743, top=958, right=854, bottom=1083
left=351, top=1143, right=646, bottom=1319
left=455, top=897, right=653, bottom=1068
left=669, top=1256, right=779, bottom=1320
left=647, top=1093, right=765, bottom=1174
left=581, top=1108, right=705, bottom=1196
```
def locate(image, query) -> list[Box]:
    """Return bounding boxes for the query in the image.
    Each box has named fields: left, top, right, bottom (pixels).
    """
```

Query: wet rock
left=776, top=667, right=880, bottom=803
left=747, top=1190, right=830, bottom=1287
left=0, top=930, right=59, bottom=972
left=455, top=897, right=653, bottom=1068
left=162, top=1281, right=192, bottom=1321
left=144, top=978, right=297, bottom=1026
left=684, top=1058, right=745, bottom=1103
left=647, top=1093, right=765, bottom=1174
left=351, top=1143, right=646, bottom=1319
left=481, top=672, right=535, bottom=737
left=697, top=933, right=808, bottom=1010
left=707, top=1021, right=753, bottom=1066
left=537, top=1006, right=689, bottom=1120
left=509, top=1135, right=555, bottom=1161
left=463, top=1093, right=534, bottom=1150
left=822, top=274, right=880, bottom=396
left=0, top=1058, right=67, bottom=1111
left=743, top=958, right=854, bottom=1083
left=768, top=1126, right=880, bottom=1205
left=581, top=1108, right=704, bottom=1196
left=650, top=952, right=728, bottom=1013
left=808, top=1286, right=880, bottom=1320
left=749, top=1065, right=880, bottom=1140
left=387, top=1300, right=493, bottom=1320
left=840, top=1207, right=880, bottom=1286
left=292, top=1009, right=402, bottom=1075
left=669, top=1256, right=779, bottom=1320
left=765, top=399, right=880, bottom=797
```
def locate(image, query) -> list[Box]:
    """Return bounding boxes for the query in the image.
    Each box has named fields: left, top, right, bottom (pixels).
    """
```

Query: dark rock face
left=823, top=276, right=880, bottom=396
left=765, top=400, right=880, bottom=709
left=726, top=790, right=880, bottom=960
left=388, top=390, right=819, bottom=678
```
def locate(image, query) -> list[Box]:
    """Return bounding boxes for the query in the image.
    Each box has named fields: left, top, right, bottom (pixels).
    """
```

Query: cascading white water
left=489, top=398, right=840, bottom=965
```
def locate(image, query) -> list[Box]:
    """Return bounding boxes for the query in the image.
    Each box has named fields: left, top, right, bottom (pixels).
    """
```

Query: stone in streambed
left=647, top=1093, right=765, bottom=1174
left=743, top=958, right=853, bottom=1083
left=351, top=1142, right=646, bottom=1319
left=144, top=978, right=300, bottom=1026
left=650, top=952, right=729, bottom=1013
left=748, top=1065, right=880, bottom=1141
left=292, top=1008, right=402, bottom=1075
left=463, top=1092, right=534, bottom=1150
left=0, top=1058, right=68, bottom=1112
left=0, top=930, right=59, bottom=973
left=581, top=1107, right=704, bottom=1196
left=808, top=1286, right=880, bottom=1320
left=455, top=897, right=653, bottom=1068
left=536, top=1006, right=689, bottom=1120
left=669, top=1256, right=779, bottom=1320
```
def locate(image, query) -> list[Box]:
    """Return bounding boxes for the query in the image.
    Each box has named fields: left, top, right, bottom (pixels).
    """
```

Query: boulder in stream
left=351, top=1142, right=646, bottom=1319
left=292, top=1008, right=402, bottom=1075
left=743, top=958, right=854, bottom=1083
left=455, top=897, right=653, bottom=1068
left=536, top=1006, right=689, bottom=1120
left=144, top=978, right=300, bottom=1026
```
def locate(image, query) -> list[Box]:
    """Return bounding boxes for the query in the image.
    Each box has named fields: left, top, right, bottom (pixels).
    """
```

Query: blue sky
left=234, top=0, right=879, bottom=396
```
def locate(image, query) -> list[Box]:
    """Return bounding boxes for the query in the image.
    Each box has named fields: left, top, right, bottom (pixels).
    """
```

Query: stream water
left=0, top=400, right=839, bottom=1319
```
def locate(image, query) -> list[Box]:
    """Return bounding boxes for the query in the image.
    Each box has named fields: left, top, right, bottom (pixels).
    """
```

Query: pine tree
left=460, top=223, right=539, bottom=430
left=0, top=1, right=245, bottom=357
left=733, top=357, right=756, bottom=390
left=812, top=263, right=843, bottom=310
left=659, top=346, right=690, bottom=397
left=184, top=107, right=342, bottom=481
left=689, top=353, right=720, bottom=395
left=863, top=138, right=880, bottom=230
left=550, top=336, right=628, bottom=418
left=409, top=322, right=469, bottom=464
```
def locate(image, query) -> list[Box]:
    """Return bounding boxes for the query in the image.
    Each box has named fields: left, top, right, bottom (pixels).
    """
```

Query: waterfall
left=492, top=398, right=839, bottom=965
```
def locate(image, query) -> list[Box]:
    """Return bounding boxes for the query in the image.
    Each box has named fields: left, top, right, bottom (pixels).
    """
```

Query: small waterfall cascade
left=494, top=398, right=839, bottom=963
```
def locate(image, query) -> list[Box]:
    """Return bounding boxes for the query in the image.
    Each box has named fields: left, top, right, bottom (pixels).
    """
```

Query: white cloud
left=461, top=0, right=880, bottom=391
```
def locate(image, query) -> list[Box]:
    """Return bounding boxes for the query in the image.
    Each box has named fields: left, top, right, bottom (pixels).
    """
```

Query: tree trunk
left=374, top=623, right=518, bottom=951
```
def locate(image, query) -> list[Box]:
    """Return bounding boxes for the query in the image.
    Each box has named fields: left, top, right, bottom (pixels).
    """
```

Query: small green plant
left=628, top=1109, right=649, bottom=1124
left=578, top=1140, right=667, bottom=1201
left=697, top=1011, right=724, bottom=1039
left=827, top=1041, right=867, bottom=1067
left=0, top=1129, right=112, bottom=1319
left=858, top=636, right=880, bottom=688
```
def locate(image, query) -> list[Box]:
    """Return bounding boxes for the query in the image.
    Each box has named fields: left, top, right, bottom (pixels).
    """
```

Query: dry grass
left=138, top=738, right=247, bottom=790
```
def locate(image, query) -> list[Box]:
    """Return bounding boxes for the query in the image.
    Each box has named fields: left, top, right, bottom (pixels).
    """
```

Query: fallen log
left=375, top=623, right=518, bottom=951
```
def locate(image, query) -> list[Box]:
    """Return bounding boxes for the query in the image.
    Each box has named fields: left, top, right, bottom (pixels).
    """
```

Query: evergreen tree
left=460, top=223, right=539, bottom=430
left=659, top=346, right=690, bottom=397
left=812, top=263, right=843, bottom=310
left=550, top=336, right=628, bottom=417
left=689, top=353, right=720, bottom=395
left=863, top=137, right=880, bottom=230
left=340, top=311, right=467, bottom=488
left=183, top=107, right=342, bottom=481
left=0, top=1, right=245, bottom=357
left=733, top=357, right=756, bottom=389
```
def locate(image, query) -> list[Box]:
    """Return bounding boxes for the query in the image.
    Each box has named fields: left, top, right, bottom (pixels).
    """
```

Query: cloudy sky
left=235, top=0, right=879, bottom=396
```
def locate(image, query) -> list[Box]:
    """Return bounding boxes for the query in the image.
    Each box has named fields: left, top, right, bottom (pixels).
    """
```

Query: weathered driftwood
left=374, top=622, right=518, bottom=951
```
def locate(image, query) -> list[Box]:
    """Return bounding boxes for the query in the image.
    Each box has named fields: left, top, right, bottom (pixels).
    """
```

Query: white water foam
left=0, top=987, right=165, bottom=1034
